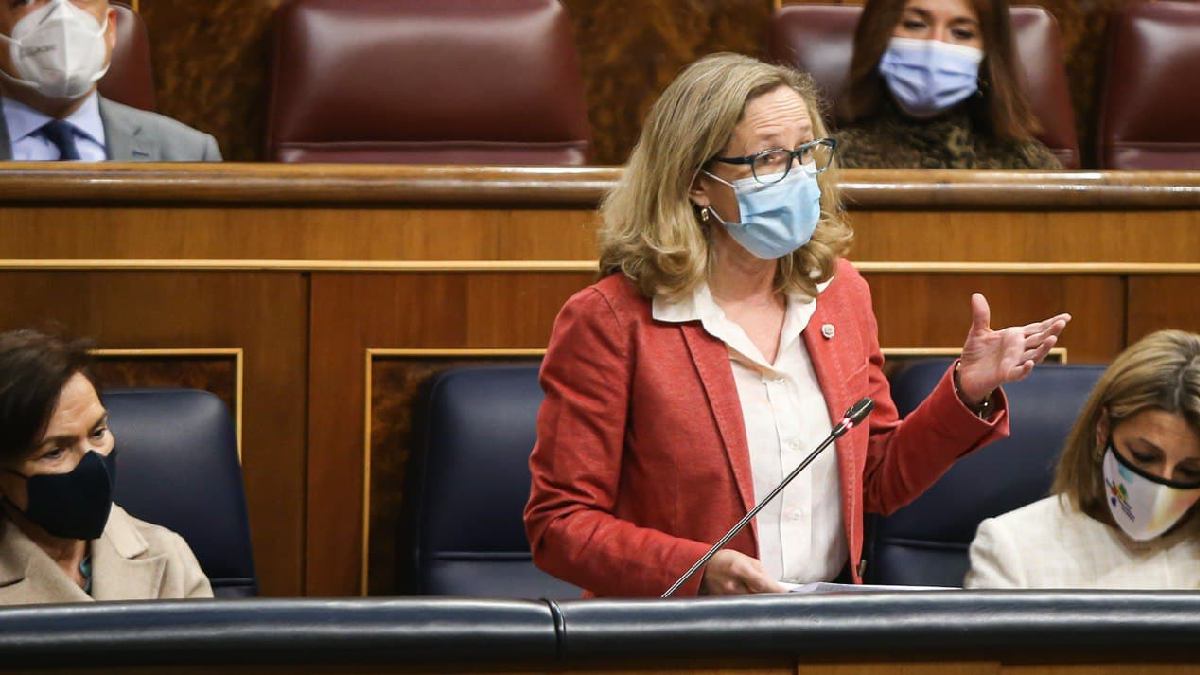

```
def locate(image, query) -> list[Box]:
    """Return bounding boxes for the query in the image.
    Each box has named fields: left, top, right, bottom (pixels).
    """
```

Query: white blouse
left=966, top=494, right=1200, bottom=589
left=653, top=281, right=846, bottom=583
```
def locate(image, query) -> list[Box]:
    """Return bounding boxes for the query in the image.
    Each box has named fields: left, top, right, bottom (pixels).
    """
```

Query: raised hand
left=957, top=293, right=1071, bottom=405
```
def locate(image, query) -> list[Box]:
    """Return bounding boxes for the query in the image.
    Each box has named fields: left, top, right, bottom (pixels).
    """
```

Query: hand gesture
left=957, top=293, right=1071, bottom=405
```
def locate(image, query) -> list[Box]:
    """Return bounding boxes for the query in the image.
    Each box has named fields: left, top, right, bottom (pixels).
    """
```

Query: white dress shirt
left=3, top=92, right=107, bottom=161
left=653, top=280, right=846, bottom=583
left=965, top=494, right=1200, bottom=589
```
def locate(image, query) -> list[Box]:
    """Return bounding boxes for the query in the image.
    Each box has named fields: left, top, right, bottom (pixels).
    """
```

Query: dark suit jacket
left=524, top=259, right=1012, bottom=597
left=0, top=96, right=221, bottom=161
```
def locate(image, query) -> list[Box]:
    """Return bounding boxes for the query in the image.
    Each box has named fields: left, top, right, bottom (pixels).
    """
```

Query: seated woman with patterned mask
left=967, top=330, right=1200, bottom=589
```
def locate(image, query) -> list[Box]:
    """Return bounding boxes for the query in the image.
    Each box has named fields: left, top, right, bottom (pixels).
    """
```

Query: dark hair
left=840, top=0, right=1041, bottom=142
left=0, top=329, right=96, bottom=464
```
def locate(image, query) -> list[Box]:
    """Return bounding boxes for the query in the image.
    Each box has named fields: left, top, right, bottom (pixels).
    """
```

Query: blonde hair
left=1054, top=330, right=1200, bottom=521
left=598, top=53, right=853, bottom=300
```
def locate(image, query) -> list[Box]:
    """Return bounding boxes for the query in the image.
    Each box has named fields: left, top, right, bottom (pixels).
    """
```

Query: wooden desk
left=1, top=164, right=1197, bottom=597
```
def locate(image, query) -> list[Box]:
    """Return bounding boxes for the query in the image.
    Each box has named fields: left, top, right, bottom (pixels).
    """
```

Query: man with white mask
left=0, top=0, right=220, bottom=161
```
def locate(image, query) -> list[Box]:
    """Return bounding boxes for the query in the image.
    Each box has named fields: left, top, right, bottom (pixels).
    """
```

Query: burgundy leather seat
left=97, top=2, right=156, bottom=112
left=1097, top=1, right=1200, bottom=170
left=769, top=4, right=1079, bottom=168
left=266, top=0, right=591, bottom=165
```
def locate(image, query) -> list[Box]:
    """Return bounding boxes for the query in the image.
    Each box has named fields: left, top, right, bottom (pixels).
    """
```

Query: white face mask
left=0, top=0, right=111, bottom=100
left=1102, top=441, right=1200, bottom=541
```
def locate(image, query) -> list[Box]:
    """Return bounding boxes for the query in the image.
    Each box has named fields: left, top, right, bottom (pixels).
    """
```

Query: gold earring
left=700, top=207, right=710, bottom=223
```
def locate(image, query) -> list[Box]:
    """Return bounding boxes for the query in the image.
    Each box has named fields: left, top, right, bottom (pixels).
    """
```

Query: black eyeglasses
left=710, top=137, right=837, bottom=186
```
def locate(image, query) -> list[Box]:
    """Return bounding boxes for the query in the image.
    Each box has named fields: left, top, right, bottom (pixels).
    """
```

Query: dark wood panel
left=94, top=355, right=237, bottom=414
left=0, top=271, right=307, bottom=597
left=1126, top=276, right=1200, bottom=343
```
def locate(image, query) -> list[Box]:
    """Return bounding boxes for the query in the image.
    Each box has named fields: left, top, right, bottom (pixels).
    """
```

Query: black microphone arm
left=661, top=397, right=875, bottom=598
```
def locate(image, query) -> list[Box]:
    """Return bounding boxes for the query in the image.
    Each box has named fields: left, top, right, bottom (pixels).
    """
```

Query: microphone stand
left=661, top=398, right=874, bottom=598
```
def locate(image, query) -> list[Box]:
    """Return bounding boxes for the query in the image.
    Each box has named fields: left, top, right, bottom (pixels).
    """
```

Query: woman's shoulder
left=109, top=505, right=197, bottom=560
left=979, top=494, right=1104, bottom=546
left=562, top=273, right=652, bottom=322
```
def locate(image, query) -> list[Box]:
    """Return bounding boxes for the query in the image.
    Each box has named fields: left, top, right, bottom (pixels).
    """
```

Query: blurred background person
left=0, top=329, right=211, bottom=604
left=835, top=0, right=1059, bottom=169
left=967, top=330, right=1200, bottom=589
left=524, top=53, right=1069, bottom=598
left=0, top=0, right=220, bottom=161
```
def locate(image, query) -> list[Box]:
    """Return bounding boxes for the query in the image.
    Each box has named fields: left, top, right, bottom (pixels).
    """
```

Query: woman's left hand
left=957, top=293, right=1071, bottom=405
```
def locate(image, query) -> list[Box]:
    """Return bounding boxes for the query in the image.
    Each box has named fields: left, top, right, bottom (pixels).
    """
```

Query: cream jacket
left=0, top=505, right=212, bottom=605
left=965, top=495, right=1200, bottom=589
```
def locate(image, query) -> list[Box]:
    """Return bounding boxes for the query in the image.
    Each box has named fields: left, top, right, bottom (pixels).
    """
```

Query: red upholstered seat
left=265, top=0, right=591, bottom=165
left=1097, top=1, right=1200, bottom=170
left=97, top=2, right=156, bottom=112
left=769, top=4, right=1079, bottom=168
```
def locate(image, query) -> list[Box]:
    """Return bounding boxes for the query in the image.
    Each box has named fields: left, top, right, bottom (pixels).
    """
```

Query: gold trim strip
left=358, top=345, right=1068, bottom=594
left=92, top=348, right=245, bottom=460
left=4, top=259, right=1200, bottom=274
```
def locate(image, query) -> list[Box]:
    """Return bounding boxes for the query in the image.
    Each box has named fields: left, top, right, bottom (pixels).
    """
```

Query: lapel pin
left=821, top=323, right=835, bottom=340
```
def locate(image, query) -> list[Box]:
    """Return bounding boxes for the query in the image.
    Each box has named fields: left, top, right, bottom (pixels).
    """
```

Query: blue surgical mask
left=878, top=37, right=984, bottom=118
left=702, top=168, right=822, bottom=260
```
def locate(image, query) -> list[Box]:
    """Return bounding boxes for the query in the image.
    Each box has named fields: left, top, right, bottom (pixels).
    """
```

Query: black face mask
left=6, top=450, right=117, bottom=541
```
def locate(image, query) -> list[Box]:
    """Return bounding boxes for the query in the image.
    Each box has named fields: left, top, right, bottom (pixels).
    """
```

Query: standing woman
left=834, top=0, right=1061, bottom=169
left=524, top=53, right=1070, bottom=597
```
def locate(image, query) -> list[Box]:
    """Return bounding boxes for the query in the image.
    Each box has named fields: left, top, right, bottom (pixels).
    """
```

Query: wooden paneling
left=1127, top=276, right=1200, bottom=343
left=0, top=166, right=1198, bottom=266
left=1, top=165, right=1197, bottom=596
left=0, top=272, right=307, bottom=597
left=865, top=274, right=1124, bottom=364
left=309, top=272, right=593, bottom=596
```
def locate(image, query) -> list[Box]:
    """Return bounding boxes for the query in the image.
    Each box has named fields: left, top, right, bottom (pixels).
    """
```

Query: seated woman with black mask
left=0, top=329, right=211, bottom=604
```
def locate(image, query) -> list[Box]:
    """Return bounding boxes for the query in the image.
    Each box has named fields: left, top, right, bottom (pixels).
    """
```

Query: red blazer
left=524, top=259, right=1010, bottom=597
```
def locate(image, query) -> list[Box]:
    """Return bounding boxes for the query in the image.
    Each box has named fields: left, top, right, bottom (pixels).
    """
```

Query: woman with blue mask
left=524, top=53, right=1070, bottom=597
left=0, top=329, right=211, bottom=604
left=834, top=0, right=1060, bottom=169
left=967, top=330, right=1200, bottom=589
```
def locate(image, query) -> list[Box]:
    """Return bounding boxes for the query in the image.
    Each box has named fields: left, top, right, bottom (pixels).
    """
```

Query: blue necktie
left=39, top=119, right=81, bottom=161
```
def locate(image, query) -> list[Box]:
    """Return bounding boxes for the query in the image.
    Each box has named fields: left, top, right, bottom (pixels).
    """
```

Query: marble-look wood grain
left=138, top=0, right=285, bottom=162
left=561, top=0, right=776, bottom=165
left=93, top=356, right=238, bottom=415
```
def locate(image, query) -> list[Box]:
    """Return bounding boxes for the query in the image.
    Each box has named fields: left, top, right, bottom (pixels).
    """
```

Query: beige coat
left=965, top=495, right=1200, bottom=589
left=0, top=505, right=212, bottom=605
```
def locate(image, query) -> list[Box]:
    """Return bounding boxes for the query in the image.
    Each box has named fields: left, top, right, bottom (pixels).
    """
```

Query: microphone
left=661, top=397, right=875, bottom=598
